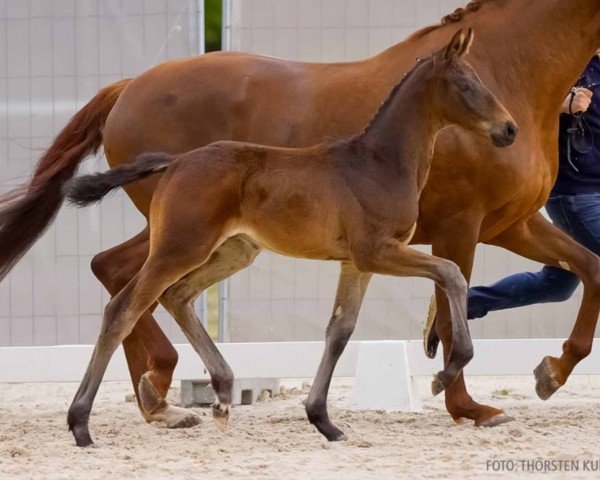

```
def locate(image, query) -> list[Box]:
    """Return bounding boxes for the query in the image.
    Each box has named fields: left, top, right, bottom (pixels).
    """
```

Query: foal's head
left=428, top=29, right=517, bottom=147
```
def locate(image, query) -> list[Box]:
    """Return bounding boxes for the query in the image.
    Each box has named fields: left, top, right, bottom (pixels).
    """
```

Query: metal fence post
left=218, top=281, right=230, bottom=342
left=222, top=0, right=232, bottom=53
left=217, top=0, right=233, bottom=342
left=190, top=0, right=209, bottom=329
left=197, top=0, right=205, bottom=52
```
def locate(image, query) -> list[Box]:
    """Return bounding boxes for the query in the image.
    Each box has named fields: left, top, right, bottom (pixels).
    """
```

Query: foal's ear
left=444, top=29, right=466, bottom=60
left=457, top=28, right=475, bottom=57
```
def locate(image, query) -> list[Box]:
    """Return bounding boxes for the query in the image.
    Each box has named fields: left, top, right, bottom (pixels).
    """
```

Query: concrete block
left=181, top=379, right=214, bottom=406
left=181, top=378, right=282, bottom=406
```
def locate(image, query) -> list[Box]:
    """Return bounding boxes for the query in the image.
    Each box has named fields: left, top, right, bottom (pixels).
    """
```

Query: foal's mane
left=408, top=0, right=495, bottom=41
left=359, top=55, right=431, bottom=137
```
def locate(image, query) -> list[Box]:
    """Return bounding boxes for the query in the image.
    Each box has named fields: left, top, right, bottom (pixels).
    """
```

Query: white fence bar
left=1, top=339, right=599, bottom=384
left=407, top=338, right=600, bottom=376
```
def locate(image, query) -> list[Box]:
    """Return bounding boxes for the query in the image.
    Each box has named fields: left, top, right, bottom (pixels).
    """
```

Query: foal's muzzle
left=490, top=121, right=518, bottom=148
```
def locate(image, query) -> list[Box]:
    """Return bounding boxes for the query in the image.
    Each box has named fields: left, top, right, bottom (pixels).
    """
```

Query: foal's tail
left=64, top=152, right=172, bottom=207
left=0, top=78, right=130, bottom=282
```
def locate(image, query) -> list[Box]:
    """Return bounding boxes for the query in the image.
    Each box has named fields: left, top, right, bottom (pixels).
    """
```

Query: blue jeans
left=468, top=193, right=600, bottom=319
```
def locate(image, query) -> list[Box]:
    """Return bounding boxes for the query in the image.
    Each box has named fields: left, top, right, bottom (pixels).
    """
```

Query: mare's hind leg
left=68, top=233, right=220, bottom=446
left=306, top=262, right=371, bottom=441
left=160, top=235, right=262, bottom=426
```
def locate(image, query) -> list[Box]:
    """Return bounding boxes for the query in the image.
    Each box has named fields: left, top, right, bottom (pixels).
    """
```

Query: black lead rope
left=567, top=82, right=600, bottom=172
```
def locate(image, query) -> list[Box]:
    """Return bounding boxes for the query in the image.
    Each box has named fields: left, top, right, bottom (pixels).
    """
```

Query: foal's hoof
left=308, top=412, right=347, bottom=441
left=477, top=413, right=515, bottom=428
left=328, top=432, right=348, bottom=442
left=431, top=373, right=446, bottom=396
left=68, top=403, right=94, bottom=447
left=423, top=295, right=439, bottom=359
left=534, top=356, right=562, bottom=400
left=69, top=423, right=94, bottom=448
left=318, top=424, right=347, bottom=442
left=212, top=403, right=230, bottom=429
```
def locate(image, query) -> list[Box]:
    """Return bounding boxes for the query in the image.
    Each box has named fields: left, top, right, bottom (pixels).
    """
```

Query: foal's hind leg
left=68, top=239, right=218, bottom=446
left=91, top=228, right=199, bottom=428
left=92, top=230, right=261, bottom=428
left=306, top=262, right=371, bottom=441
left=161, top=235, right=262, bottom=426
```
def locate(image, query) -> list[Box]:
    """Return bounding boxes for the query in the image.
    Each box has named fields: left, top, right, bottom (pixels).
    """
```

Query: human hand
left=562, top=88, right=593, bottom=114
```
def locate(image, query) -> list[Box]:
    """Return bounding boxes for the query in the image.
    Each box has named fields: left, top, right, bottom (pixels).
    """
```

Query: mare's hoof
left=170, top=412, right=202, bottom=429
left=423, top=295, right=439, bottom=359
left=477, top=413, right=515, bottom=428
left=431, top=373, right=445, bottom=396
left=212, top=403, right=230, bottom=429
left=534, top=356, right=561, bottom=400
left=139, top=373, right=201, bottom=429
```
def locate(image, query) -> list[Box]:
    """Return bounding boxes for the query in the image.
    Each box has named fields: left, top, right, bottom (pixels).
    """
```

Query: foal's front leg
left=306, top=262, right=371, bottom=441
left=353, top=241, right=474, bottom=394
left=68, top=238, right=218, bottom=446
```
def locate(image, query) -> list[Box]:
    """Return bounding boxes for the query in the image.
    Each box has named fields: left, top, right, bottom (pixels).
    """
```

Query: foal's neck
left=358, top=72, right=442, bottom=186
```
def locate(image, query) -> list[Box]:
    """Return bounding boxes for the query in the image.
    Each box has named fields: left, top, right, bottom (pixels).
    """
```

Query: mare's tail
left=0, top=78, right=130, bottom=281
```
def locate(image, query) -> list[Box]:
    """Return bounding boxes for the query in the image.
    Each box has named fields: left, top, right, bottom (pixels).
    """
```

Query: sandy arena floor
left=1, top=375, right=600, bottom=479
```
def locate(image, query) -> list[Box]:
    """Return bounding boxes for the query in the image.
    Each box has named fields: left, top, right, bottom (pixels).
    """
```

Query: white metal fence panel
left=0, top=0, right=203, bottom=347
left=226, top=0, right=582, bottom=341
left=0, top=0, right=582, bottom=348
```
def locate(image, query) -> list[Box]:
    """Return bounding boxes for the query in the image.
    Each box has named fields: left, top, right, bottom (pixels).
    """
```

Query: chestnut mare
left=0, top=0, right=599, bottom=431
left=64, top=30, right=516, bottom=446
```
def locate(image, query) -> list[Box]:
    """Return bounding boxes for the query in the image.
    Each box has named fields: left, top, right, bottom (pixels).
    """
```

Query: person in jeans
left=424, top=52, right=600, bottom=357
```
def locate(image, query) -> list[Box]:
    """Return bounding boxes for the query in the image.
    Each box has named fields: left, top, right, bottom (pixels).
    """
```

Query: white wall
left=0, top=0, right=201, bottom=346
left=227, top=0, right=583, bottom=342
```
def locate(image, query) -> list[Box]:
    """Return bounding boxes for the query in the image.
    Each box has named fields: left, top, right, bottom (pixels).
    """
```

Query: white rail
left=2, top=339, right=599, bottom=383
left=3, top=339, right=598, bottom=411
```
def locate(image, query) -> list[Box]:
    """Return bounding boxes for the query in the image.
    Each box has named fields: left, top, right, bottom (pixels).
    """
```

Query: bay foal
left=65, top=30, right=516, bottom=446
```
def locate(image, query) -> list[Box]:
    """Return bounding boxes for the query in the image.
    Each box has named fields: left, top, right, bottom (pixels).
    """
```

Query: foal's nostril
left=504, top=122, right=518, bottom=142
